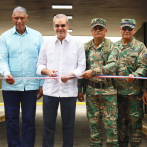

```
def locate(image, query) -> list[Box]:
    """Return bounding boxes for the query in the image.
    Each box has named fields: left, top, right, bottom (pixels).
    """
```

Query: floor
left=0, top=105, right=147, bottom=147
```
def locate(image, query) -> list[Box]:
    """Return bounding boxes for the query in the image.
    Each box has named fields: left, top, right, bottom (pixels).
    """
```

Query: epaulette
left=84, top=39, right=93, bottom=52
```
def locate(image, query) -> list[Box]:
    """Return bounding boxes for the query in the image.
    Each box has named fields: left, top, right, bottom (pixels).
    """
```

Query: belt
left=87, top=81, right=110, bottom=88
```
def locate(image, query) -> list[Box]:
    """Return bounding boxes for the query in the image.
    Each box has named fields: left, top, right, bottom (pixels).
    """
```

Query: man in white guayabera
left=36, top=14, right=86, bottom=147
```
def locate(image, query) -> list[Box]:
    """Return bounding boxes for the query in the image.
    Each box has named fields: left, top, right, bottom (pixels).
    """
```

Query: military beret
left=91, top=18, right=106, bottom=28
left=121, top=19, right=136, bottom=28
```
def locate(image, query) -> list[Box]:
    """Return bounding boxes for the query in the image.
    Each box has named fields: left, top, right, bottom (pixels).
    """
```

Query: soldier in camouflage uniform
left=78, top=18, right=119, bottom=147
left=90, top=19, right=147, bottom=147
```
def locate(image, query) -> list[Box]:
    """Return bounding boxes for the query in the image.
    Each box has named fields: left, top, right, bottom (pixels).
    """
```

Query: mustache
left=95, top=33, right=101, bottom=35
left=57, top=30, right=64, bottom=32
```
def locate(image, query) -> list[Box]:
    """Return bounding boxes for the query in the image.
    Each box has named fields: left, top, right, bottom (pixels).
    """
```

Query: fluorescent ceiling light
left=67, top=16, right=73, bottom=19
left=52, top=5, right=72, bottom=9
left=68, top=30, right=72, bottom=32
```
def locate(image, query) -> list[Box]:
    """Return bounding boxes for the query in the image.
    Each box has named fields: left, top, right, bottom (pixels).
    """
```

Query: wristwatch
left=92, top=69, right=96, bottom=76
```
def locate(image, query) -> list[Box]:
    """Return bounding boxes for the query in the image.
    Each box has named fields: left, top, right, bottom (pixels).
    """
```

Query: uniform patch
left=143, top=54, right=147, bottom=58
left=131, top=47, right=136, bottom=50
left=113, top=54, right=118, bottom=60
left=143, top=54, right=147, bottom=61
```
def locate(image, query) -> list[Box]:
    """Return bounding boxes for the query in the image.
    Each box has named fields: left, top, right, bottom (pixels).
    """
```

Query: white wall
left=43, top=36, right=122, bottom=43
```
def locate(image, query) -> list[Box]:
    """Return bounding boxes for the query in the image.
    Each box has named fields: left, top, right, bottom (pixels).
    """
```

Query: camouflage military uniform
left=78, top=37, right=119, bottom=147
left=114, top=38, right=146, bottom=147
left=94, top=35, right=147, bottom=146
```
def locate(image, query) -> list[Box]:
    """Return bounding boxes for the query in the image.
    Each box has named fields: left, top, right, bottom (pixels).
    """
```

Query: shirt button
left=59, top=87, right=62, bottom=91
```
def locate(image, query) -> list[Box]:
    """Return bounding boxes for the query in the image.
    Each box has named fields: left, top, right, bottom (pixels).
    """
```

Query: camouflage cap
left=121, top=19, right=136, bottom=28
left=91, top=18, right=106, bottom=28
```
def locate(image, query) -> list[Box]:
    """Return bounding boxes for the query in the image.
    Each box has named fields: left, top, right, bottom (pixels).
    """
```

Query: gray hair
left=12, top=6, right=27, bottom=16
left=53, top=14, right=69, bottom=24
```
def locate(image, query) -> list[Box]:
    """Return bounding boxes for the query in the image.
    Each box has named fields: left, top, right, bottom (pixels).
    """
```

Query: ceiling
left=0, top=0, right=147, bottom=37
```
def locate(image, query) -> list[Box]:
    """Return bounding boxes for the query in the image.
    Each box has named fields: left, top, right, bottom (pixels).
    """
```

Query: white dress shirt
left=36, top=33, right=86, bottom=97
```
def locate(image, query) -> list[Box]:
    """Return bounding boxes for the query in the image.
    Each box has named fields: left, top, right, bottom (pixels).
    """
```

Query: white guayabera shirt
left=37, top=33, right=86, bottom=97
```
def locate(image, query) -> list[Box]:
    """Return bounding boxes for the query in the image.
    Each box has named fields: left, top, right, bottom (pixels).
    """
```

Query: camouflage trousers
left=117, top=95, right=144, bottom=147
left=86, top=94, right=119, bottom=147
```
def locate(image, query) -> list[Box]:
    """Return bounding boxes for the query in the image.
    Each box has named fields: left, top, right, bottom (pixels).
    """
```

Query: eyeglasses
left=92, top=26, right=105, bottom=31
left=13, top=17, right=25, bottom=21
left=122, top=26, right=133, bottom=31
left=55, top=24, right=66, bottom=28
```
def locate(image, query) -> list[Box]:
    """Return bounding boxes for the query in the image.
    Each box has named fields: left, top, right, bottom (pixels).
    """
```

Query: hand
left=61, top=73, right=75, bottom=83
left=37, top=86, right=43, bottom=100
left=80, top=70, right=93, bottom=79
left=5, top=74, right=15, bottom=85
left=142, top=91, right=147, bottom=105
left=78, top=92, right=84, bottom=102
left=127, top=74, right=135, bottom=83
left=48, top=70, right=58, bottom=77
left=61, top=75, right=69, bottom=83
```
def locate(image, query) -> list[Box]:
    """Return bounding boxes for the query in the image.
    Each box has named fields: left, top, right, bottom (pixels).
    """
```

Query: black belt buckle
left=100, top=83, right=103, bottom=88
left=88, top=81, right=105, bottom=89
left=93, top=82, right=95, bottom=88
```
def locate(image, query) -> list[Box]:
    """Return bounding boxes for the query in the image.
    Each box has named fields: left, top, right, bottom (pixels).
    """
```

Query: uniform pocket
left=69, top=52, right=77, bottom=65
left=126, top=52, right=138, bottom=63
left=70, top=52, right=76, bottom=61
left=47, top=52, right=54, bottom=66
left=126, top=52, right=138, bottom=69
